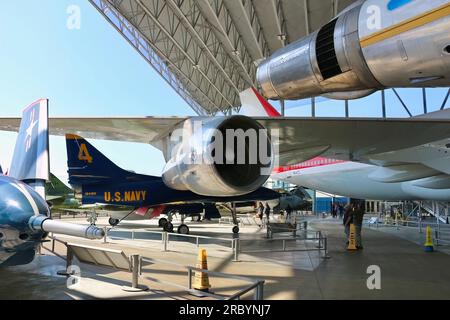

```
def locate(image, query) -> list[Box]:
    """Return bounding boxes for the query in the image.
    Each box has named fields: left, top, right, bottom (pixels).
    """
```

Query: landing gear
left=231, top=202, right=240, bottom=234
left=158, top=217, right=168, bottom=227
left=177, top=224, right=190, bottom=235
left=163, top=221, right=174, bottom=232
left=108, top=217, right=120, bottom=226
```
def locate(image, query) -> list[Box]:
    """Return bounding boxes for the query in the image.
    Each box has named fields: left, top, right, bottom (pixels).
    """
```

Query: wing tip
left=66, top=133, right=83, bottom=140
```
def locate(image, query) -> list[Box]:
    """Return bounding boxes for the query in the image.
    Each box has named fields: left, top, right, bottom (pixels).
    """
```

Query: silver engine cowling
left=256, top=4, right=381, bottom=101
left=256, top=0, right=450, bottom=100
left=162, top=116, right=273, bottom=197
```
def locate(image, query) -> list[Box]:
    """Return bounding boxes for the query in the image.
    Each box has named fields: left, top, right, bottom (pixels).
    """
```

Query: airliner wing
left=257, top=117, right=450, bottom=165
left=0, top=117, right=187, bottom=144
left=0, top=116, right=449, bottom=166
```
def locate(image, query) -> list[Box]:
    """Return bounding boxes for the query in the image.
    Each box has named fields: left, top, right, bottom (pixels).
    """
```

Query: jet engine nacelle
left=162, top=116, right=273, bottom=197
left=256, top=0, right=450, bottom=100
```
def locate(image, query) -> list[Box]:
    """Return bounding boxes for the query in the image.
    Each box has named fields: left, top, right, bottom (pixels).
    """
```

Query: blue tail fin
left=65, top=134, right=156, bottom=186
left=9, top=99, right=49, bottom=199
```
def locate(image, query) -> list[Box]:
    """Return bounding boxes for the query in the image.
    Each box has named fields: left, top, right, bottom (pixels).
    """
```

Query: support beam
left=271, top=0, right=288, bottom=47
left=234, top=0, right=267, bottom=59
left=333, top=0, right=340, bottom=16
left=441, top=88, right=450, bottom=110
left=303, top=0, right=310, bottom=35
left=422, top=88, right=428, bottom=114
left=280, top=100, right=285, bottom=116
left=134, top=0, right=236, bottom=109
left=345, top=100, right=349, bottom=118
left=166, top=0, right=241, bottom=94
left=311, top=97, right=316, bottom=117
left=381, top=90, right=386, bottom=118
left=89, top=0, right=214, bottom=115
left=392, top=89, right=413, bottom=117
left=197, top=0, right=256, bottom=86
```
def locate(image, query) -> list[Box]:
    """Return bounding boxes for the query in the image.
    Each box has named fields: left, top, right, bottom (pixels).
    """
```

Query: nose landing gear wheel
left=108, top=218, right=120, bottom=226
left=163, top=221, right=174, bottom=232
left=232, top=226, right=240, bottom=234
left=158, top=217, right=168, bottom=228
left=177, top=224, right=189, bottom=235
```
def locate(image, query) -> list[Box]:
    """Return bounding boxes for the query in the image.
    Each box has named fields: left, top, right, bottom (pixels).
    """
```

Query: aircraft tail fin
left=239, top=87, right=281, bottom=117
left=65, top=134, right=157, bottom=186
left=9, top=99, right=49, bottom=199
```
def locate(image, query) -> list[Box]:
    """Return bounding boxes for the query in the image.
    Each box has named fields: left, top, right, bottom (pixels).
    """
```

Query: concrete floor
left=1, top=216, right=450, bottom=300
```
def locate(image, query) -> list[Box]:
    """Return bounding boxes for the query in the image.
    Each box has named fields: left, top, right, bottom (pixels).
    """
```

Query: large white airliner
left=240, top=88, right=450, bottom=201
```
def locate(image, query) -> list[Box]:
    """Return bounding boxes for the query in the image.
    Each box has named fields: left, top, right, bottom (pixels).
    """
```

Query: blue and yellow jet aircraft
left=65, top=134, right=279, bottom=234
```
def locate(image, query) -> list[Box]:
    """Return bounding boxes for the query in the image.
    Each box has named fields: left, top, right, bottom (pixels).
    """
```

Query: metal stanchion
left=233, top=238, right=240, bottom=262
left=162, top=232, right=168, bottom=252
left=396, top=211, right=399, bottom=230
left=57, top=246, right=73, bottom=276
left=188, top=268, right=193, bottom=290
left=103, top=227, right=108, bottom=243
left=122, top=255, right=148, bottom=292
left=419, top=203, right=423, bottom=234
left=131, top=255, right=139, bottom=288
left=437, top=211, right=441, bottom=246
left=322, top=236, right=331, bottom=259
left=254, top=281, right=264, bottom=300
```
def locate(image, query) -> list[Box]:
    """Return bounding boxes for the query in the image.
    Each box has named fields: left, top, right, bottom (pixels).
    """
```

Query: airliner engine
left=256, top=0, right=450, bottom=100
left=162, top=116, right=273, bottom=197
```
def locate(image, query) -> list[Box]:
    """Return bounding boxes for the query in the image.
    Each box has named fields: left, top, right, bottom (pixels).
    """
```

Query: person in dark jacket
left=338, top=204, right=344, bottom=219
left=352, top=200, right=365, bottom=249
left=264, top=203, right=271, bottom=226
left=285, top=205, right=292, bottom=222
left=256, top=202, right=264, bottom=227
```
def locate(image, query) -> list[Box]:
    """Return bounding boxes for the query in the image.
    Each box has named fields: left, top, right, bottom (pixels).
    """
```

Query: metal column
left=345, top=100, right=349, bottom=118
left=422, top=88, right=428, bottom=114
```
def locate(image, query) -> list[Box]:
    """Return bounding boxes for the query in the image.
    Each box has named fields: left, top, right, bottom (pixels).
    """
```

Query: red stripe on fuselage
left=273, top=157, right=347, bottom=173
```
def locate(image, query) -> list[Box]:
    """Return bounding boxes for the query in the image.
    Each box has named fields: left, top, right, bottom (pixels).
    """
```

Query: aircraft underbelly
left=279, top=163, right=450, bottom=201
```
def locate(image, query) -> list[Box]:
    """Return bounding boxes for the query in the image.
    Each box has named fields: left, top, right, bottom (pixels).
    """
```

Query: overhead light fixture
left=277, top=34, right=287, bottom=41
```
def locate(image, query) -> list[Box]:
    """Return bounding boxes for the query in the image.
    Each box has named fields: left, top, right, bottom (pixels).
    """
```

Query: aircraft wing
left=0, top=117, right=187, bottom=145
left=0, top=116, right=449, bottom=166
left=257, top=116, right=450, bottom=165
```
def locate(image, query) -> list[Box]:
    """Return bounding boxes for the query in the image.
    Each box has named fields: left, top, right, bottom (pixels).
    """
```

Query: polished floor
left=1, top=217, right=450, bottom=300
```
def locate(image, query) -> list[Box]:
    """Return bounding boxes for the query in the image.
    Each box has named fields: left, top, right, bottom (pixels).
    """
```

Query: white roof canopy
left=89, top=0, right=358, bottom=115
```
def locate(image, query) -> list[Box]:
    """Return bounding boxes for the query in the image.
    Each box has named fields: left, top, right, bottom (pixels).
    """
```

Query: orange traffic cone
left=193, top=249, right=211, bottom=292
left=347, top=224, right=357, bottom=251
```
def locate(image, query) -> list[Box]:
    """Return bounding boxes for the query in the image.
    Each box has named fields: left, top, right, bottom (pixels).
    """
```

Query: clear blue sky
left=0, top=1, right=448, bottom=183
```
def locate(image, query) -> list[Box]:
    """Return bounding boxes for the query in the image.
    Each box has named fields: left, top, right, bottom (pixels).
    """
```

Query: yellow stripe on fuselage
left=360, top=2, right=450, bottom=48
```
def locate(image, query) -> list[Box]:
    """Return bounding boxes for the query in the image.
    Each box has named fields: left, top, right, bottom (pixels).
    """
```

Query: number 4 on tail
left=78, top=143, right=93, bottom=163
